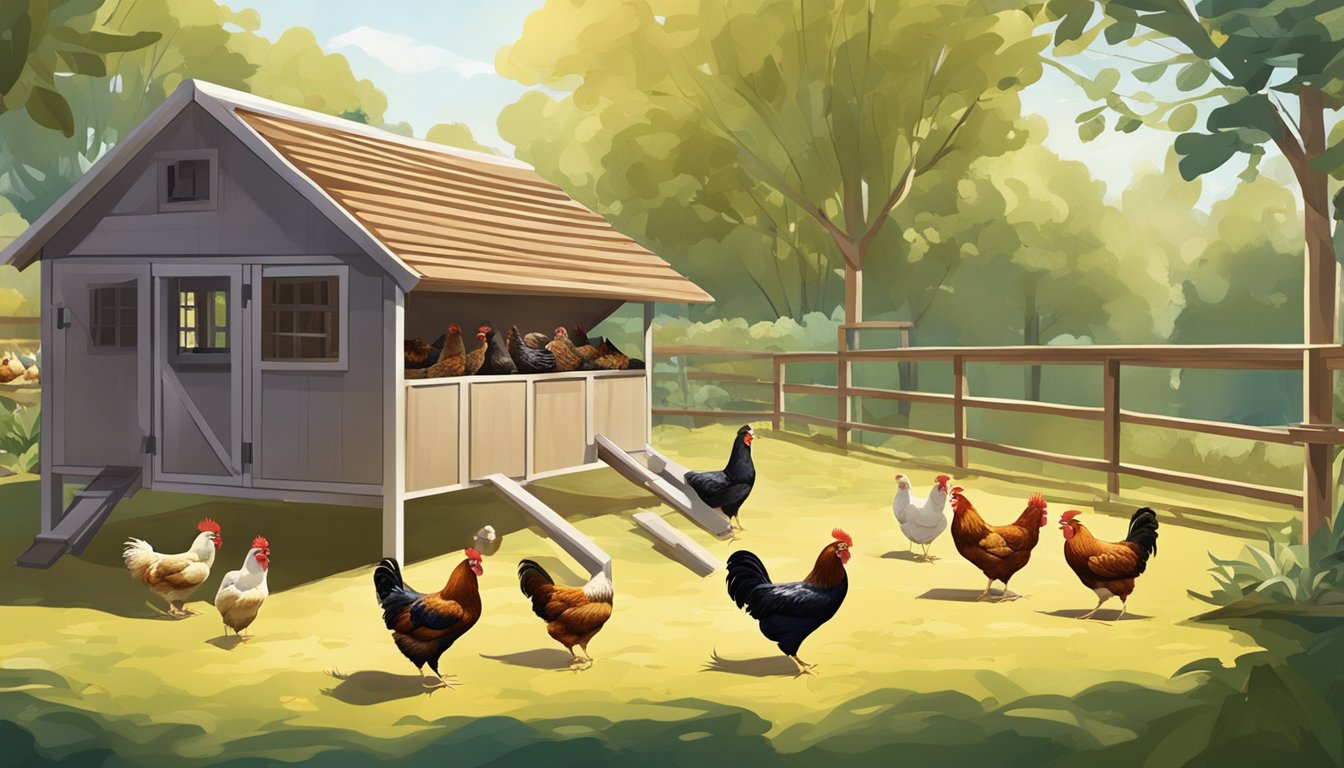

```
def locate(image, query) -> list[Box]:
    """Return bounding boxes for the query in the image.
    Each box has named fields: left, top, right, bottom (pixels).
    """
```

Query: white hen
left=892, top=473, right=951, bottom=560
left=215, top=536, right=271, bottom=638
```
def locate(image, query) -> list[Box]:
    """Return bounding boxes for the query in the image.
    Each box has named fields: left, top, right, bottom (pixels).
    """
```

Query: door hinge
left=143, top=435, right=157, bottom=455
left=241, top=442, right=253, bottom=467
left=242, top=283, right=252, bottom=308
left=56, top=306, right=71, bottom=329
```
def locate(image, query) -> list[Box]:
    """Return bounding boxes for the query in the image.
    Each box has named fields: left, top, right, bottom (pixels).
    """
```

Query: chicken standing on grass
left=725, top=529, right=852, bottom=677
left=685, top=424, right=756, bottom=532
left=122, top=518, right=222, bottom=617
left=517, top=560, right=614, bottom=670
left=215, top=536, right=271, bottom=638
left=373, top=550, right=483, bottom=689
left=893, top=473, right=951, bottom=560
left=949, top=489, right=1049, bottom=601
left=1060, top=507, right=1159, bottom=620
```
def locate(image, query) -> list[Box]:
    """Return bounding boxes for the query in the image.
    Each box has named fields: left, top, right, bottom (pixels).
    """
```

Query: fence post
left=772, top=357, right=784, bottom=433
left=1302, top=347, right=1334, bottom=542
left=836, top=326, right=850, bottom=450
left=1103, top=358, right=1121, bottom=499
left=952, top=355, right=966, bottom=469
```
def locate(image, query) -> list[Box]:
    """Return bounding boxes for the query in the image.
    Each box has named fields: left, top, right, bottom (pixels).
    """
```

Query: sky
left=244, top=0, right=1246, bottom=208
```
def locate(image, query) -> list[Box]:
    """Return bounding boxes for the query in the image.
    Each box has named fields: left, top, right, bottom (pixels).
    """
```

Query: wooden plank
left=1302, top=347, right=1334, bottom=539
left=839, top=321, right=914, bottom=330
left=963, top=395, right=1104, bottom=420
left=484, top=474, right=612, bottom=579
left=1103, top=359, right=1120, bottom=498
left=652, top=408, right=771, bottom=420
left=633, top=511, right=723, bottom=576
left=772, top=358, right=784, bottom=432
left=593, top=375, right=647, bottom=452
left=594, top=434, right=731, bottom=536
left=953, top=356, right=967, bottom=469
left=848, top=421, right=957, bottom=445
left=1118, top=409, right=1296, bottom=444
left=962, top=437, right=1110, bottom=473
left=383, top=282, right=405, bottom=561
left=533, top=378, right=587, bottom=474
left=404, top=382, right=460, bottom=491
left=782, top=383, right=839, bottom=397
left=470, top=381, right=527, bottom=479
left=840, top=344, right=1306, bottom=370
left=1119, top=461, right=1301, bottom=508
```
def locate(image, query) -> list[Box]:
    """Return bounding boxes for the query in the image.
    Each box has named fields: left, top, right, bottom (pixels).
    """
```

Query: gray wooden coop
left=2, top=80, right=717, bottom=570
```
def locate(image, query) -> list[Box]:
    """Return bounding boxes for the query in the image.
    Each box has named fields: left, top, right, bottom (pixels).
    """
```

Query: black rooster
left=685, top=424, right=756, bottom=531
left=725, top=529, right=852, bottom=676
left=507, top=325, right=556, bottom=373
left=477, top=325, right=517, bottom=375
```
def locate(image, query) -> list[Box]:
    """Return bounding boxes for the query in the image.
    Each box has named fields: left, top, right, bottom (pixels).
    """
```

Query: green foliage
left=1197, top=511, right=1344, bottom=607
left=0, top=0, right=160, bottom=136
left=424, top=122, right=499, bottom=155
left=0, top=402, right=39, bottom=474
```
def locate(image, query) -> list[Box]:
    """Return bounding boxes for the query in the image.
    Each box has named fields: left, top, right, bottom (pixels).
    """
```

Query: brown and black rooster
left=373, top=550, right=484, bottom=689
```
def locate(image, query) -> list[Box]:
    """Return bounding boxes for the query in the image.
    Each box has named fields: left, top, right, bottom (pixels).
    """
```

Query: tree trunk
left=843, top=261, right=863, bottom=325
left=1024, top=278, right=1042, bottom=402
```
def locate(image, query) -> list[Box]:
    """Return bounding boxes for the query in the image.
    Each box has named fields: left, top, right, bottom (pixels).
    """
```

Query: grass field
left=0, top=424, right=1339, bottom=766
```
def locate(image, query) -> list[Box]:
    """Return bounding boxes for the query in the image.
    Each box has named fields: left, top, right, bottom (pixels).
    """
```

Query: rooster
left=373, top=550, right=483, bottom=689
left=517, top=560, right=613, bottom=670
left=725, top=529, right=852, bottom=676
left=507, top=325, right=556, bottom=373
left=546, top=327, right=597, bottom=373
left=465, top=326, right=489, bottom=375
left=949, top=490, right=1048, bottom=602
left=685, top=424, right=756, bottom=532
left=893, top=473, right=951, bottom=560
left=406, top=324, right=466, bottom=379
left=477, top=325, right=517, bottom=375
left=122, top=518, right=222, bottom=617
left=1060, top=508, right=1158, bottom=620
left=215, top=536, right=271, bottom=638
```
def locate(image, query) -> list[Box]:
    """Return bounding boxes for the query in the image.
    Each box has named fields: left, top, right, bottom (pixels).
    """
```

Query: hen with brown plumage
left=949, top=489, right=1048, bottom=602
left=517, top=560, right=613, bottom=670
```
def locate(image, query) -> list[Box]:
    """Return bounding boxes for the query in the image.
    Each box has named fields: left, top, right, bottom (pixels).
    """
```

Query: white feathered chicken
left=215, top=536, right=271, bottom=638
left=123, top=518, right=222, bottom=616
left=892, top=473, right=951, bottom=560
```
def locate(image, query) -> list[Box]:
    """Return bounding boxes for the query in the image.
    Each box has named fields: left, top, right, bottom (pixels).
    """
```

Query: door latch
left=56, top=306, right=71, bottom=329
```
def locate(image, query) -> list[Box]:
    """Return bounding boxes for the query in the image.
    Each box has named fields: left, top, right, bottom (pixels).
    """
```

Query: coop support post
left=382, top=281, right=406, bottom=562
left=1302, top=347, right=1333, bottom=542
left=952, top=355, right=966, bottom=470
left=1103, top=358, right=1121, bottom=499
left=39, top=251, right=59, bottom=533
left=644, top=301, right=654, bottom=445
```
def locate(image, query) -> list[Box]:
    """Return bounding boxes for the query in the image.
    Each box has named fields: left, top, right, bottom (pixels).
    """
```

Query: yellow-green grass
left=0, top=425, right=1284, bottom=764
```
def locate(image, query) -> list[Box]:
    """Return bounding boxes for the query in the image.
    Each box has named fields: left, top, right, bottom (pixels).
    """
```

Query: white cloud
left=328, top=26, right=493, bottom=77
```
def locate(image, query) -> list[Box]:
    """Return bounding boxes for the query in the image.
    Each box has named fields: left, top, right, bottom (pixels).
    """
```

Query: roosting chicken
left=507, top=325, right=556, bottom=373
left=546, top=327, right=597, bottom=373
left=215, top=536, right=271, bottom=638
left=685, top=424, right=756, bottom=532
left=405, top=324, right=466, bottom=379
left=949, top=490, right=1048, bottom=601
left=593, top=339, right=631, bottom=370
left=122, top=518, right=222, bottom=617
left=893, top=473, right=951, bottom=560
left=465, top=326, right=489, bottom=375
left=570, top=325, right=603, bottom=363
left=725, top=529, right=852, bottom=676
left=1060, top=507, right=1159, bottom=620
left=403, top=338, right=436, bottom=369
left=523, top=330, right=550, bottom=349
left=477, top=325, right=517, bottom=375
left=517, top=560, right=614, bottom=670
left=373, top=550, right=484, bottom=689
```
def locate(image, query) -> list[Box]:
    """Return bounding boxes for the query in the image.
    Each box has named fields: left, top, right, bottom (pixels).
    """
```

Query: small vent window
left=89, top=282, right=137, bottom=348
left=157, top=150, right=217, bottom=211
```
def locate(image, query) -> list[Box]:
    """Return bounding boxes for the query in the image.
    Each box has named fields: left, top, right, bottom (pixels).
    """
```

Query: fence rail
left=654, top=331, right=1343, bottom=537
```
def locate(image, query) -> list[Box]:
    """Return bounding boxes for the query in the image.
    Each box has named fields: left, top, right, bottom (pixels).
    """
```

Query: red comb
left=465, top=547, right=481, bottom=560
left=831, top=528, right=853, bottom=547
left=951, top=486, right=965, bottom=495
left=936, top=474, right=950, bottom=484
left=449, top=323, right=461, bottom=334
left=1028, top=493, right=1047, bottom=510
left=1061, top=509, right=1081, bottom=522
left=252, top=535, right=269, bottom=549
left=198, top=518, right=220, bottom=535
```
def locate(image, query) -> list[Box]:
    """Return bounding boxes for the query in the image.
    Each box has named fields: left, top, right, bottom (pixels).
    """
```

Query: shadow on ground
left=480, top=648, right=575, bottom=670
left=701, top=650, right=798, bottom=677
left=320, top=670, right=436, bottom=705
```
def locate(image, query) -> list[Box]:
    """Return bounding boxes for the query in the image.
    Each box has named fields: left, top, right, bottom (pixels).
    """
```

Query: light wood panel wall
left=533, top=378, right=587, bottom=473
left=405, top=382, right=459, bottom=491
left=594, top=375, right=647, bottom=451
left=470, top=381, right=526, bottom=479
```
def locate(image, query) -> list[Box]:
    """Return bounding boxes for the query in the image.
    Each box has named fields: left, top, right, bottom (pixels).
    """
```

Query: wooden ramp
left=594, top=434, right=732, bottom=537
left=484, top=474, right=612, bottom=579
left=17, top=466, right=142, bottom=568
left=632, top=511, right=722, bottom=576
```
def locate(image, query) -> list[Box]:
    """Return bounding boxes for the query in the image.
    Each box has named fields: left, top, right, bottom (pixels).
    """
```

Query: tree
left=425, top=122, right=499, bottom=155
left=498, top=0, right=1046, bottom=324
left=1051, top=0, right=1343, bottom=347
left=0, top=0, right=159, bottom=136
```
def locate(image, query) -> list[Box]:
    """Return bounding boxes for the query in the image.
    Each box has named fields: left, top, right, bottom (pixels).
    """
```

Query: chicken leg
left=1078, top=595, right=1110, bottom=620
left=976, top=579, right=995, bottom=601
left=789, top=655, right=818, bottom=677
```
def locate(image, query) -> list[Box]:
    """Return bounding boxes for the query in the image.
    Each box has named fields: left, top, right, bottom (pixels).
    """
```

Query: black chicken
left=507, top=325, right=556, bottom=373
left=685, top=424, right=756, bottom=531
left=477, top=325, right=517, bottom=375
left=725, top=530, right=852, bottom=677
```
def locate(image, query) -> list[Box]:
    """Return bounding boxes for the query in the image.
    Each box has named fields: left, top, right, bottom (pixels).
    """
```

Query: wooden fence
left=654, top=328, right=1344, bottom=537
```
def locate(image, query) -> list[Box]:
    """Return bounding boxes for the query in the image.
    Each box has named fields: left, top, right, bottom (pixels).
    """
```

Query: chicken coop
left=4, top=80, right=713, bottom=569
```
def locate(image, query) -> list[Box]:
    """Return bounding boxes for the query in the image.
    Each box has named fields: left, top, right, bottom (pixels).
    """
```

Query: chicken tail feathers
left=1126, top=507, right=1159, bottom=572
left=725, top=550, right=771, bottom=610
left=517, top=559, right=557, bottom=619
left=122, top=538, right=155, bottom=581
left=373, top=558, right=419, bottom=629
